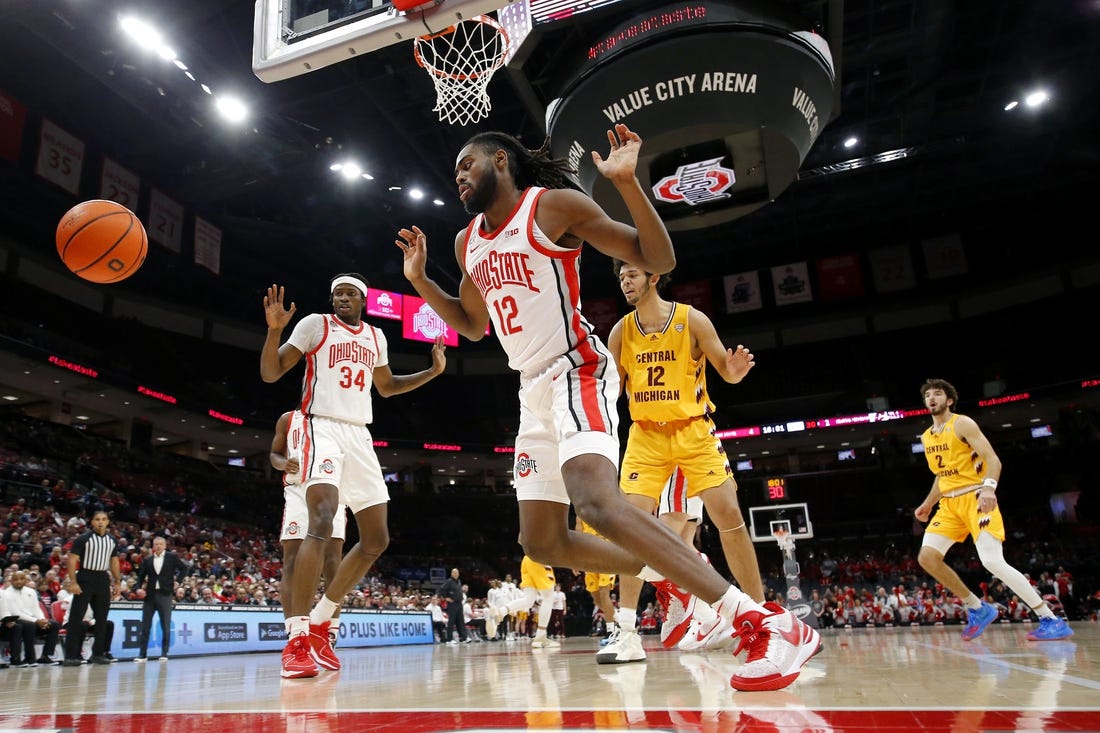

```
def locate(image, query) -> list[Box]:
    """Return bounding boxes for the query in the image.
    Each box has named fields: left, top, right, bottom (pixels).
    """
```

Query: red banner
left=0, top=88, right=26, bottom=164
left=815, top=253, right=865, bottom=301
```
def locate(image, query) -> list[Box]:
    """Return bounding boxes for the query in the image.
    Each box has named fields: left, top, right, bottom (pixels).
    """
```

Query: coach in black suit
left=133, top=536, right=188, bottom=661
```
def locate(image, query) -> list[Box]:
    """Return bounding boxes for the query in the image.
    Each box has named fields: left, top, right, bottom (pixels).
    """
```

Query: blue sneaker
left=961, top=601, right=998, bottom=641
left=1027, top=616, right=1073, bottom=641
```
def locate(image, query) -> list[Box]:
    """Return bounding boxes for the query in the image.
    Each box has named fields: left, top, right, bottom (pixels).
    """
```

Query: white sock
left=636, top=565, right=665, bottom=582
left=310, top=596, right=339, bottom=626
left=962, top=593, right=982, bottom=611
left=1031, top=603, right=1056, bottom=620
left=615, top=608, right=638, bottom=631
left=713, top=586, right=764, bottom=621
left=289, top=616, right=309, bottom=638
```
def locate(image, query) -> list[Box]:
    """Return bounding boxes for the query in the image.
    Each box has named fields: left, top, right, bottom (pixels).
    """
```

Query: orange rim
left=413, top=15, right=509, bottom=80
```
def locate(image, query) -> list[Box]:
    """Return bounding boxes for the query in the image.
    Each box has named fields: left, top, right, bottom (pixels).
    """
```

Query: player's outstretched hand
left=727, top=344, right=755, bottom=382
left=264, top=284, right=296, bottom=330
left=591, top=123, right=642, bottom=185
left=430, top=334, right=447, bottom=375
left=396, top=226, right=429, bottom=283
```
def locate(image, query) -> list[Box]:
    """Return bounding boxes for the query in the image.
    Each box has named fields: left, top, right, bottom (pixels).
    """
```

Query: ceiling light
left=361, top=173, right=374, bottom=180
left=215, top=96, right=248, bottom=124
left=843, top=136, right=858, bottom=148
left=1024, top=89, right=1049, bottom=108
left=330, top=163, right=343, bottom=171
left=156, top=45, right=177, bottom=62
left=228, top=449, right=239, bottom=454
left=340, top=162, right=362, bottom=180
left=433, top=198, right=445, bottom=206
left=409, top=188, right=425, bottom=200
left=200, top=84, right=212, bottom=95
left=388, top=186, right=402, bottom=191
left=1, top=395, right=18, bottom=401
left=156, top=436, right=169, bottom=442
left=75, top=415, right=89, bottom=421
left=1004, top=100, right=1019, bottom=111
left=173, top=59, right=188, bottom=70
left=118, top=16, right=163, bottom=50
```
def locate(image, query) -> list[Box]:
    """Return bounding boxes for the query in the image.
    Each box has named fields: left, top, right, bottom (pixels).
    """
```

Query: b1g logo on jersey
left=515, top=453, right=538, bottom=479
left=652, top=156, right=735, bottom=205
left=320, top=458, right=335, bottom=475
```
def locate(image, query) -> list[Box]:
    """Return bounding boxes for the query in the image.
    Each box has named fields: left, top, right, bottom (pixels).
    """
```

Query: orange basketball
left=56, top=199, right=148, bottom=283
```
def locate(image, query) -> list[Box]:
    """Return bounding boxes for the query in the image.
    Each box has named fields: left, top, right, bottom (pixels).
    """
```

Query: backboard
left=748, top=502, right=813, bottom=543
left=253, top=0, right=511, bottom=83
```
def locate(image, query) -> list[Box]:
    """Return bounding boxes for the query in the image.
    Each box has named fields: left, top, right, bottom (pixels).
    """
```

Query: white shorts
left=280, top=482, right=348, bottom=542
left=513, top=352, right=620, bottom=505
left=657, top=468, right=704, bottom=521
left=300, top=415, right=389, bottom=513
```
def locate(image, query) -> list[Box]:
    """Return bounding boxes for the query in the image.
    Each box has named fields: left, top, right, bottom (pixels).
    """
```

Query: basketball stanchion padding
left=413, top=15, right=509, bottom=126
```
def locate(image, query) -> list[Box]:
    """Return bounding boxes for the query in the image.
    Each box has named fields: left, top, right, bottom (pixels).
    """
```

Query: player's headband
left=330, top=276, right=367, bottom=297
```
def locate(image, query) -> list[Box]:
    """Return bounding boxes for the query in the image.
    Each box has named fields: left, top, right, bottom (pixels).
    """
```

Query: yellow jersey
left=618, top=302, right=714, bottom=422
left=921, top=413, right=986, bottom=493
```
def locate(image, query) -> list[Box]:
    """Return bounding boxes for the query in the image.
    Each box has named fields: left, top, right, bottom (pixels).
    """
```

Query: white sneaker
left=531, top=634, right=560, bottom=649
left=678, top=603, right=733, bottom=651
left=729, top=603, right=822, bottom=692
left=595, top=626, right=646, bottom=665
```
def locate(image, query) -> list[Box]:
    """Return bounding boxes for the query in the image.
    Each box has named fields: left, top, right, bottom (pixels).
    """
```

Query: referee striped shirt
left=72, top=530, right=118, bottom=572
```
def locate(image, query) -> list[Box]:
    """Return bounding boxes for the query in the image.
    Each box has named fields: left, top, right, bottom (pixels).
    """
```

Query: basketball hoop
left=413, top=15, right=509, bottom=126
left=772, top=527, right=795, bottom=553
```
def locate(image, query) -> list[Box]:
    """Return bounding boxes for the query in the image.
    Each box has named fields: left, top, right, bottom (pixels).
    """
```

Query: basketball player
left=261, top=273, right=446, bottom=679
left=487, top=555, right=561, bottom=649
left=396, top=123, right=820, bottom=691
left=601, top=259, right=766, bottom=663
left=915, top=378, right=1072, bottom=641
left=270, top=409, right=347, bottom=654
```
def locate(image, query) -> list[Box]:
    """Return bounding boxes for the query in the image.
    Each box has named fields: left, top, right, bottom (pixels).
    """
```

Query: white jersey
left=463, top=186, right=598, bottom=375
left=286, top=313, right=388, bottom=424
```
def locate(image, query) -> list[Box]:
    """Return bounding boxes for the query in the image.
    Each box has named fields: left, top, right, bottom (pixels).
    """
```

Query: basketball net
left=413, top=15, right=509, bottom=126
left=773, top=528, right=795, bottom=554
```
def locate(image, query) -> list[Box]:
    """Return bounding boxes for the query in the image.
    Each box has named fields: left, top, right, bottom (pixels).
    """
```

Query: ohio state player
left=262, top=273, right=445, bottom=679
left=397, top=125, right=820, bottom=691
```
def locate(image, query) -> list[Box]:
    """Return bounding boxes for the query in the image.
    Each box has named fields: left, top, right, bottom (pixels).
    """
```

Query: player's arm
left=539, top=124, right=675, bottom=275
left=954, top=414, right=1002, bottom=512
left=260, top=284, right=304, bottom=382
left=396, top=226, right=490, bottom=340
left=688, top=308, right=755, bottom=384
left=269, top=411, right=293, bottom=473
left=606, top=320, right=627, bottom=397
left=914, top=477, right=942, bottom=523
left=373, top=335, right=447, bottom=397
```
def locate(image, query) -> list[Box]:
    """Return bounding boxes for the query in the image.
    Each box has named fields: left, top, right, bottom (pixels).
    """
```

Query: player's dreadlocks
left=463, top=132, right=578, bottom=191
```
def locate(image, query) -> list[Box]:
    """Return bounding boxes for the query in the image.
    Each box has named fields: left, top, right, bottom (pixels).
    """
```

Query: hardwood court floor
left=1, top=622, right=1097, bottom=732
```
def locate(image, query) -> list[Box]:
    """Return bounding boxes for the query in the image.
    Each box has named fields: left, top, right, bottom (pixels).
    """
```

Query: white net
left=414, top=16, right=509, bottom=126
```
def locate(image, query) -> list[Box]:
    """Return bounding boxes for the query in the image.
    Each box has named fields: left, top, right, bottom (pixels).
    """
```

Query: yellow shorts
left=927, top=491, right=1006, bottom=543
left=585, top=571, right=616, bottom=593
left=520, top=555, right=556, bottom=591
left=620, top=416, right=733, bottom=499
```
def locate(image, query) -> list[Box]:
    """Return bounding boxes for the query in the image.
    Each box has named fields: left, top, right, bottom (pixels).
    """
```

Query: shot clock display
left=765, top=477, right=787, bottom=501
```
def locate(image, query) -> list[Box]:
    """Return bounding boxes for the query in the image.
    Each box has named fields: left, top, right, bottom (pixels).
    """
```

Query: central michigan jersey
left=921, top=413, right=985, bottom=492
left=463, top=186, right=596, bottom=374
left=286, top=313, right=388, bottom=424
left=619, top=302, right=714, bottom=422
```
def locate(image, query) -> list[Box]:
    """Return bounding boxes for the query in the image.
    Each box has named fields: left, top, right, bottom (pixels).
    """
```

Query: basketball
left=56, top=199, right=148, bottom=283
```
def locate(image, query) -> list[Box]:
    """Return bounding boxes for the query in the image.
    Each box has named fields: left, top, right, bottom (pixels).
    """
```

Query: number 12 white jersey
left=286, top=313, right=388, bottom=424
left=462, top=186, right=598, bottom=376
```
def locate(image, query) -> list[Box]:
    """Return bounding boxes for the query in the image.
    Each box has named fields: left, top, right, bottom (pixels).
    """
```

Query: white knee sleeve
left=975, top=533, right=1044, bottom=607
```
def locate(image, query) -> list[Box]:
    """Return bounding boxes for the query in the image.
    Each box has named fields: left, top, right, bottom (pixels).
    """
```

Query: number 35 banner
left=35, top=118, right=85, bottom=196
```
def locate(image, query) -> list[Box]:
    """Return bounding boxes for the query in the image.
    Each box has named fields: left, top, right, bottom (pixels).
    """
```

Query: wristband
left=982, top=477, right=998, bottom=490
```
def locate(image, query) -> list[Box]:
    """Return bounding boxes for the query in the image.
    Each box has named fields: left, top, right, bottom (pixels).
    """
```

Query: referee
left=63, top=510, right=121, bottom=665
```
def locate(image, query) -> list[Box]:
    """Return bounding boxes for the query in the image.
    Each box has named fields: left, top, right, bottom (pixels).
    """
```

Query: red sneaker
left=653, top=579, right=697, bottom=649
left=729, top=603, right=821, bottom=692
left=281, top=636, right=319, bottom=679
left=309, top=621, right=341, bottom=671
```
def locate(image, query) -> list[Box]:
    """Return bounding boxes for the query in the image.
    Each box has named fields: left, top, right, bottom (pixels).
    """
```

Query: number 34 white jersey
left=463, top=186, right=596, bottom=376
left=286, top=313, right=389, bottom=424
